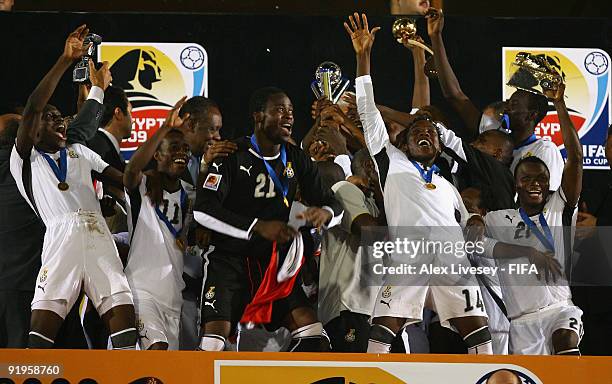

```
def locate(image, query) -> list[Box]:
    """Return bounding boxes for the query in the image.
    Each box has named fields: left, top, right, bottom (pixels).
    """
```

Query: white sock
left=367, top=324, right=396, bottom=354
left=198, top=334, right=226, bottom=351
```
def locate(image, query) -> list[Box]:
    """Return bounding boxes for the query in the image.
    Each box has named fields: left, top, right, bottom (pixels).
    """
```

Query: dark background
left=0, top=12, right=610, bottom=142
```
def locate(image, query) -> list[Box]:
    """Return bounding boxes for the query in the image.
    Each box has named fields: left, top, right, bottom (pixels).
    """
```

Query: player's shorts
left=372, top=284, right=488, bottom=329
left=201, top=248, right=311, bottom=331
left=134, top=290, right=180, bottom=350
left=324, top=310, right=370, bottom=353
left=509, top=300, right=583, bottom=355
left=31, top=211, right=133, bottom=319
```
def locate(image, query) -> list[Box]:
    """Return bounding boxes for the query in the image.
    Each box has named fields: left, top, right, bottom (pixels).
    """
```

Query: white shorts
left=373, top=284, right=488, bottom=329
left=31, top=211, right=133, bottom=318
left=134, top=291, right=180, bottom=350
left=509, top=301, right=583, bottom=355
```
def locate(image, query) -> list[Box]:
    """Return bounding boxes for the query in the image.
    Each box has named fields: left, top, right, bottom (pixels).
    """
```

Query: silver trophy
left=311, top=61, right=350, bottom=104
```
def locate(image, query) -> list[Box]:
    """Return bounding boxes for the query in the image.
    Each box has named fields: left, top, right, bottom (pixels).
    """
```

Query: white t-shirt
left=485, top=189, right=576, bottom=319
left=511, top=138, right=564, bottom=191
left=125, top=176, right=187, bottom=313
left=10, top=144, right=108, bottom=226
left=318, top=180, right=380, bottom=324
left=355, top=75, right=468, bottom=241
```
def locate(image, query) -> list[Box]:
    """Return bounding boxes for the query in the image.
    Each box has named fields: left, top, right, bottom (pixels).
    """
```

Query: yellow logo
left=344, top=328, right=356, bottom=343
left=382, top=286, right=392, bottom=299
left=39, top=267, right=48, bottom=283
left=205, top=286, right=216, bottom=300
left=284, top=161, right=295, bottom=179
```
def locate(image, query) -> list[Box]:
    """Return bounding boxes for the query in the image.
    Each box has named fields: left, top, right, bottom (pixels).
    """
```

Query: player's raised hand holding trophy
left=392, top=8, right=437, bottom=78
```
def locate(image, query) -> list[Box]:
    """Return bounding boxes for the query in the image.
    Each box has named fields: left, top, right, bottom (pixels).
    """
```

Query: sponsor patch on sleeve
left=203, top=173, right=222, bottom=191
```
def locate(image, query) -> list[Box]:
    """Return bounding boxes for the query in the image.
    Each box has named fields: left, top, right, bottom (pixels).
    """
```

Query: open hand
left=343, top=13, right=381, bottom=55
left=63, top=25, right=92, bottom=61
left=89, top=60, right=112, bottom=90
left=203, top=140, right=238, bottom=164
left=163, top=96, right=189, bottom=130
left=297, top=207, right=333, bottom=228
left=527, top=248, right=562, bottom=283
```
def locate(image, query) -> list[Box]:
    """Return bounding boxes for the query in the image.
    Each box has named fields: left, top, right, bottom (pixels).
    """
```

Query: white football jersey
left=511, top=138, right=564, bottom=191
left=485, top=189, right=576, bottom=319
left=10, top=144, right=108, bottom=226
left=319, top=181, right=380, bottom=325
left=125, top=176, right=187, bottom=313
left=355, top=75, right=468, bottom=243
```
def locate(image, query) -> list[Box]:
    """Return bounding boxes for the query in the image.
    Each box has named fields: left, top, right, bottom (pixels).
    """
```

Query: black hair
left=525, top=91, right=549, bottom=125
left=513, top=155, right=550, bottom=180
left=156, top=129, right=185, bottom=151
left=178, top=96, right=219, bottom=120
left=248, top=86, right=286, bottom=120
left=317, top=160, right=346, bottom=192
left=351, top=148, right=372, bottom=178
left=100, top=86, right=129, bottom=127
left=0, top=116, right=20, bottom=148
left=395, top=114, right=443, bottom=148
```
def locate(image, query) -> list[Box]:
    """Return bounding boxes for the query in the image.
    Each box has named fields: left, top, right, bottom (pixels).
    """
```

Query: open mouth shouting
left=418, top=138, right=432, bottom=148
left=280, top=122, right=292, bottom=137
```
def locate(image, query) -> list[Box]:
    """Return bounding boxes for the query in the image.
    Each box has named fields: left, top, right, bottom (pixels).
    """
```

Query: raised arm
left=67, top=61, right=112, bottom=145
left=344, top=13, right=392, bottom=156
left=404, top=37, right=430, bottom=109
left=123, top=96, right=188, bottom=191
left=546, top=84, right=582, bottom=206
left=427, top=9, right=481, bottom=137
left=16, top=25, right=92, bottom=157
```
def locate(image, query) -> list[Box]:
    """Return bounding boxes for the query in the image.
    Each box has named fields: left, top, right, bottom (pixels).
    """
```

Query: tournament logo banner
left=502, top=47, right=611, bottom=169
left=98, top=42, right=208, bottom=159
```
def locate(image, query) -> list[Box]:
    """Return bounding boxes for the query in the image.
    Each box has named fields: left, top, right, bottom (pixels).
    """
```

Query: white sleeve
left=87, top=86, right=105, bottom=104
left=355, top=75, right=390, bottom=156
left=76, top=144, right=110, bottom=173
left=436, top=122, right=466, bottom=162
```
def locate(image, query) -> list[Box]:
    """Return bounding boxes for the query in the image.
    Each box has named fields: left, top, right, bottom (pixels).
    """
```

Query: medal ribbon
left=518, top=208, right=555, bottom=253
left=409, top=160, right=439, bottom=184
left=39, top=148, right=67, bottom=185
left=155, top=188, right=187, bottom=239
left=515, top=134, right=538, bottom=149
left=250, top=135, right=289, bottom=207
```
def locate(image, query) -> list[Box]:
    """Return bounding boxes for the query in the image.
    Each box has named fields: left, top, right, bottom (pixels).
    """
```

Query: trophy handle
left=405, top=39, right=434, bottom=56
left=311, top=80, right=322, bottom=99
left=332, top=79, right=350, bottom=104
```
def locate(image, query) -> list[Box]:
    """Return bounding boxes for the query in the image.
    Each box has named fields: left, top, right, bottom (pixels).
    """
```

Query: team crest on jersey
left=137, top=319, right=145, bottom=332
left=522, top=151, right=533, bottom=159
left=68, top=149, right=79, bottom=158
left=382, top=286, right=392, bottom=299
left=284, top=162, right=295, bottom=178
left=205, top=286, right=216, bottom=300
left=344, top=328, right=356, bottom=343
left=39, top=267, right=48, bottom=283
left=203, top=173, right=222, bottom=191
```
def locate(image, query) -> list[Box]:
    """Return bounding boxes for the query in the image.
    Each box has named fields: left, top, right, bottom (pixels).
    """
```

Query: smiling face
left=154, top=130, right=191, bottom=178
left=397, top=120, right=440, bottom=163
left=515, top=159, right=550, bottom=208
left=36, top=105, right=67, bottom=152
left=261, top=93, right=294, bottom=145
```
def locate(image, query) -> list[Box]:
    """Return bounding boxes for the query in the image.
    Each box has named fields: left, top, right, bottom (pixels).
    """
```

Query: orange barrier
left=1, top=350, right=612, bottom=383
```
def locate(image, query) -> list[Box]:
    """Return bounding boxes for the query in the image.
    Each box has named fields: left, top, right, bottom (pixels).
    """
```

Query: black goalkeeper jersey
left=193, top=136, right=342, bottom=254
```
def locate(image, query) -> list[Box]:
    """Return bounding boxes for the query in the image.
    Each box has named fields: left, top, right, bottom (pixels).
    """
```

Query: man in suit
left=87, top=85, right=133, bottom=234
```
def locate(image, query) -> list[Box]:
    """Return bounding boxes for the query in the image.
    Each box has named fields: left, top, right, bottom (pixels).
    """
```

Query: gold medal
left=58, top=182, right=69, bottom=191
left=424, top=182, right=436, bottom=190
left=175, top=238, right=186, bottom=252
left=283, top=197, right=289, bottom=207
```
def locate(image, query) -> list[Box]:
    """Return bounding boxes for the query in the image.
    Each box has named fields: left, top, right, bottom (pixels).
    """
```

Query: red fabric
left=240, top=241, right=304, bottom=324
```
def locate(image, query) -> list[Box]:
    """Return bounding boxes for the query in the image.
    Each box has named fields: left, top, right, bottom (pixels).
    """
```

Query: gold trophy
left=392, top=18, right=437, bottom=78
left=507, top=52, right=565, bottom=95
